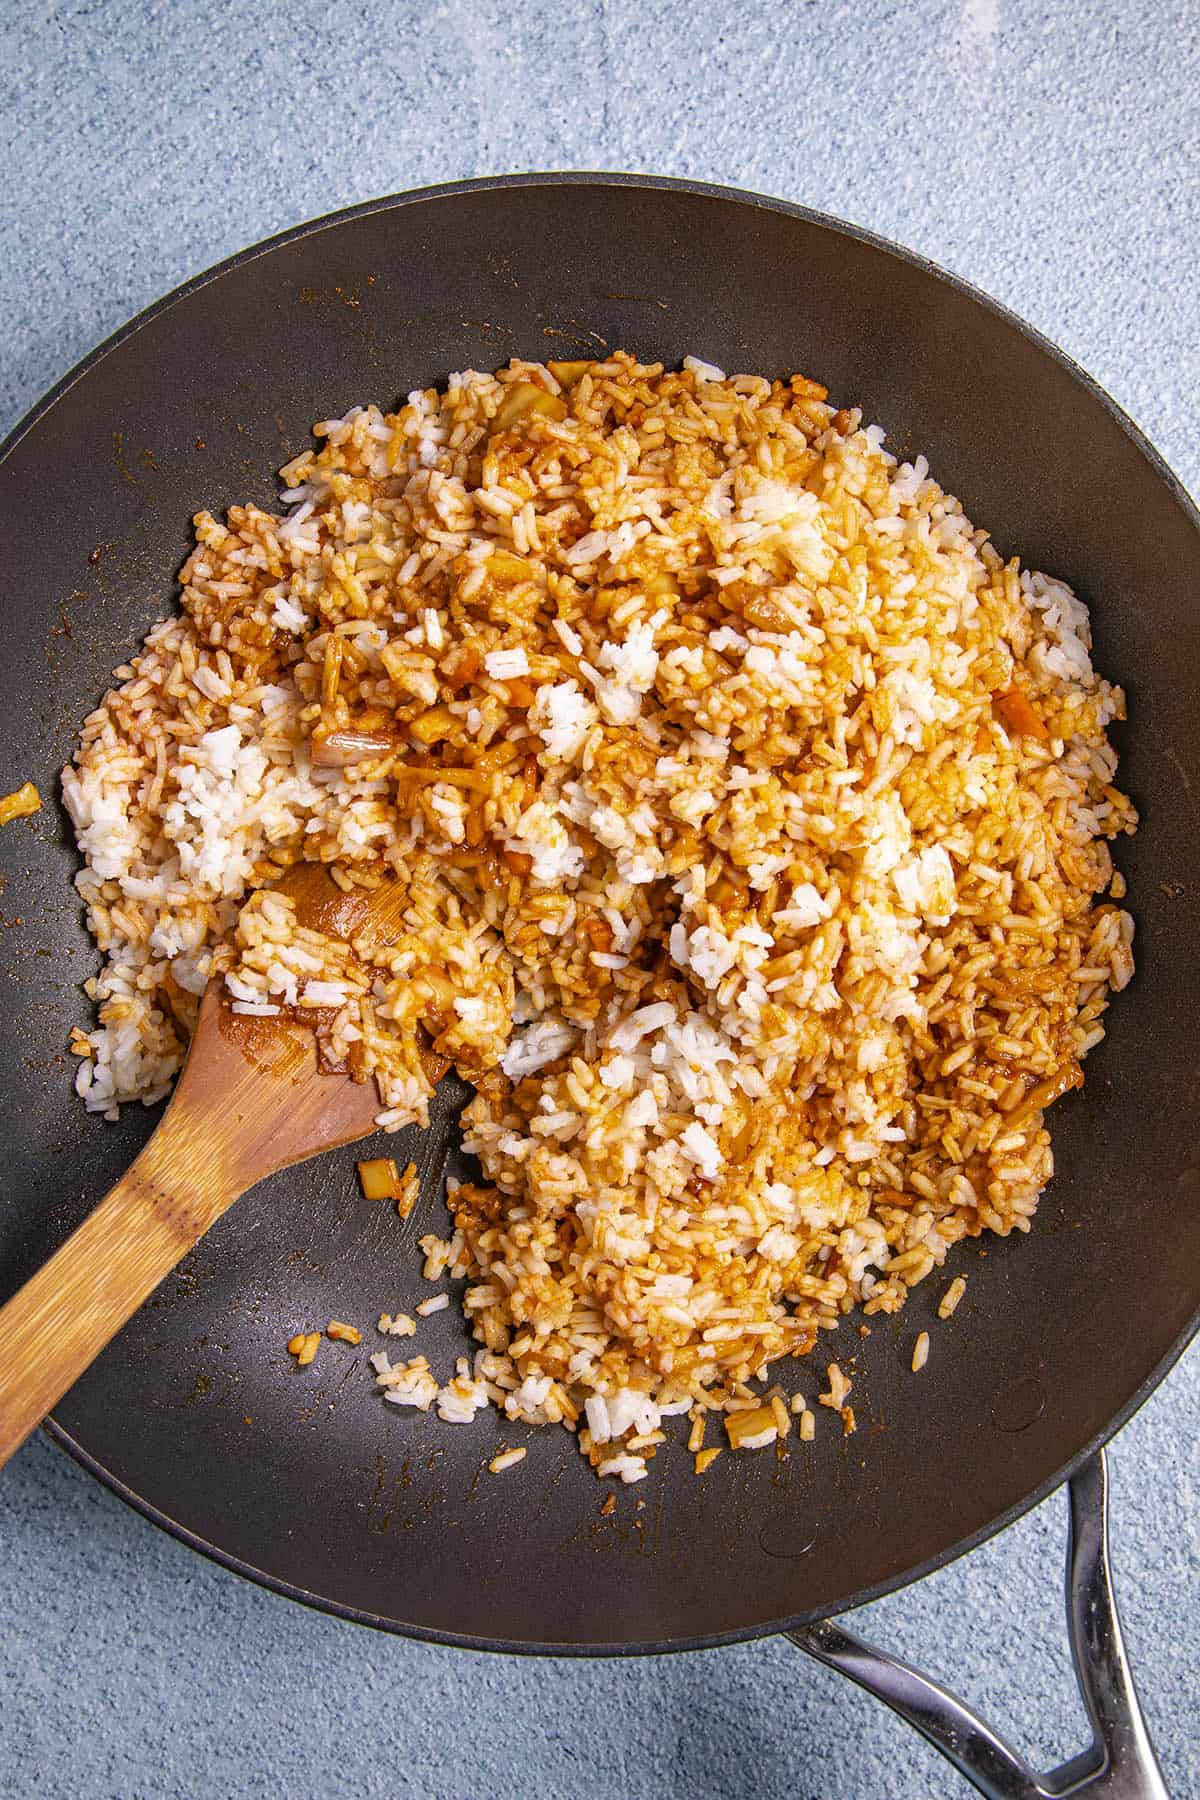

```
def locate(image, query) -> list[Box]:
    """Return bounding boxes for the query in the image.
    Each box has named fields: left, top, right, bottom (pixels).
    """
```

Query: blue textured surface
left=3, top=2, right=1198, bottom=1795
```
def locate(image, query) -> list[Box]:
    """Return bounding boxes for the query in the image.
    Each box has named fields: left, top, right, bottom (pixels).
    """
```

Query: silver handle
left=788, top=1451, right=1168, bottom=1799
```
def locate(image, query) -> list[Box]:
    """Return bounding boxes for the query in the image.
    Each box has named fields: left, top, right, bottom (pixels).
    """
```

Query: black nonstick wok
left=1, top=176, right=1197, bottom=1799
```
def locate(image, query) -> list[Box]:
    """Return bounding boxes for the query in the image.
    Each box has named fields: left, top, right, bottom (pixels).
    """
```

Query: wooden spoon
left=0, top=863, right=413, bottom=1471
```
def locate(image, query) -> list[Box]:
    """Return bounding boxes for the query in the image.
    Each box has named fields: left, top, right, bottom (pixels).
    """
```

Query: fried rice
left=63, top=352, right=1137, bottom=1478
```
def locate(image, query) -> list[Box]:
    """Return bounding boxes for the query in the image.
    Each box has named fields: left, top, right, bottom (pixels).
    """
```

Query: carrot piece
left=993, top=685, right=1049, bottom=740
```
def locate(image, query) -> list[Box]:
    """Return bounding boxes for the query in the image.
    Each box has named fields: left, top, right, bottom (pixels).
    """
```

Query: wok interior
left=1, top=179, right=1198, bottom=1650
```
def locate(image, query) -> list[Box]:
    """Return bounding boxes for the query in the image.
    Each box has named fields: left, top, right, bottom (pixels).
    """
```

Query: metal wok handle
left=787, top=1452, right=1168, bottom=1799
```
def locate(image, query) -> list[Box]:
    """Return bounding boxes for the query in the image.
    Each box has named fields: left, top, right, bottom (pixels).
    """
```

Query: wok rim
left=41, top=1310, right=1198, bottom=1657
left=7, top=170, right=1199, bottom=1656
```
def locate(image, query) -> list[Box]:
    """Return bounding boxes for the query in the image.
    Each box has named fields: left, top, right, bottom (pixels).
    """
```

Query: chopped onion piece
left=311, top=726, right=398, bottom=767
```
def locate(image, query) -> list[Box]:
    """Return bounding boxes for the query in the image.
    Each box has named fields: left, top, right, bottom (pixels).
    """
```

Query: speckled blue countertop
left=2, top=2, right=1197, bottom=1795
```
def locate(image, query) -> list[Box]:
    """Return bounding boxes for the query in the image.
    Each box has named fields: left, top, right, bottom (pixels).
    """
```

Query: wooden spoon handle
left=0, top=1128, right=241, bottom=1471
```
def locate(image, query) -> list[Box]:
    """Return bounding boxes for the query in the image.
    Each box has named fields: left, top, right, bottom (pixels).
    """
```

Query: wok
left=1, top=176, right=1197, bottom=1798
